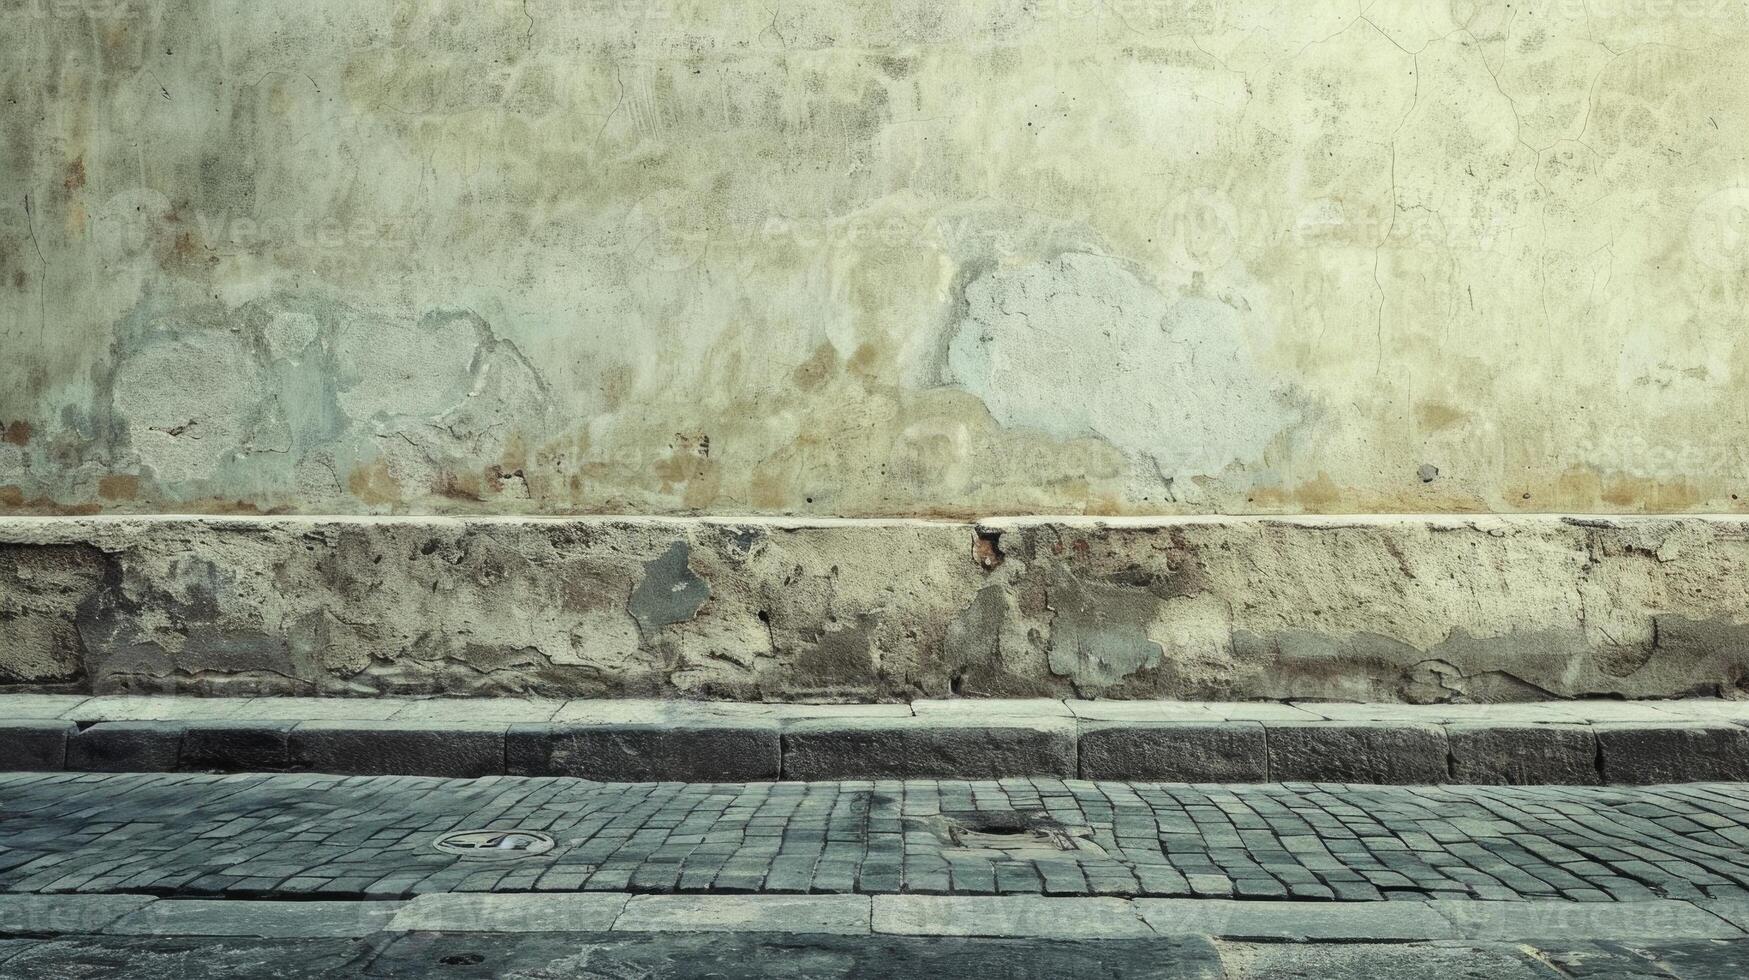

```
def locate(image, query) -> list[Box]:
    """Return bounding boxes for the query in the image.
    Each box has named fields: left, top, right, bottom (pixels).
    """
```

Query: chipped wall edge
left=2, top=515, right=1746, bottom=703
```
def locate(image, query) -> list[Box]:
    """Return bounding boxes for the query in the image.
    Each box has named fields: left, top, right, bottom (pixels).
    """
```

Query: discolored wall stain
left=1, top=2, right=1747, bottom=517
left=629, top=541, right=711, bottom=635
left=946, top=253, right=1296, bottom=480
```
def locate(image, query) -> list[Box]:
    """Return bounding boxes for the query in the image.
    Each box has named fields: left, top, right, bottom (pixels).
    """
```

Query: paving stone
left=70, top=698, right=256, bottom=722
left=1265, top=722, right=1448, bottom=783
left=233, top=698, right=404, bottom=721
left=782, top=720, right=1076, bottom=779
left=1078, top=722, right=1267, bottom=781
left=552, top=700, right=911, bottom=725
left=389, top=699, right=564, bottom=723
left=1432, top=899, right=1744, bottom=941
left=0, top=695, right=87, bottom=719
left=1699, top=898, right=1749, bottom=932
left=0, top=720, right=72, bottom=770
left=1201, top=703, right=1331, bottom=722
left=1136, top=898, right=1455, bottom=940
left=106, top=900, right=401, bottom=937
left=366, top=931, right=1226, bottom=980
left=872, top=895, right=1153, bottom=938
left=178, top=722, right=295, bottom=772
left=1447, top=724, right=1601, bottom=785
left=614, top=895, right=871, bottom=934
left=1063, top=701, right=1225, bottom=722
left=1529, top=939, right=1732, bottom=979
left=0, top=894, right=155, bottom=935
left=1218, top=940, right=1558, bottom=980
left=290, top=721, right=506, bottom=777
left=388, top=894, right=629, bottom=932
left=1597, top=723, right=1749, bottom=783
left=0, top=936, right=372, bottom=979
left=6, top=774, right=1749, bottom=908
left=912, top=699, right=1074, bottom=719
left=66, top=722, right=183, bottom=772
left=506, top=724, right=780, bottom=781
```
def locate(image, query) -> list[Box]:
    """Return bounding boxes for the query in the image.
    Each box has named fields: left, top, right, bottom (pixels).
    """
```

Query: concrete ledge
left=5, top=515, right=1749, bottom=703
left=2, top=697, right=1748, bottom=782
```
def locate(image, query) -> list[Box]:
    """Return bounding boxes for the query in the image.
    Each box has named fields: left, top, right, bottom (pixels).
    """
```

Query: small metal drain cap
left=434, top=829, right=556, bottom=857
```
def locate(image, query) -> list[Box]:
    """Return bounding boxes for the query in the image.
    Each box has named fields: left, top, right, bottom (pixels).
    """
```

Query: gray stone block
left=781, top=720, right=1076, bottom=780
left=1265, top=722, right=1448, bottom=783
left=180, top=722, right=296, bottom=772
left=0, top=719, right=73, bottom=770
left=291, top=722, right=506, bottom=777
left=1597, top=722, right=1749, bottom=783
left=1077, top=722, right=1267, bottom=781
left=66, top=721, right=184, bottom=772
left=506, top=724, right=779, bottom=781
left=1446, top=723, right=1599, bottom=785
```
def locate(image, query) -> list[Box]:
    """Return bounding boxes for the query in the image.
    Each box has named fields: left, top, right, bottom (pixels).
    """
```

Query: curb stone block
left=180, top=722, right=296, bottom=772
left=1446, top=723, right=1600, bottom=785
left=613, top=895, right=872, bottom=934
left=106, top=900, right=402, bottom=937
left=1264, top=722, right=1448, bottom=783
left=1133, top=899, right=1456, bottom=940
left=781, top=720, right=1077, bottom=780
left=0, top=719, right=73, bottom=770
left=506, top=724, right=780, bottom=781
left=0, top=895, right=156, bottom=935
left=291, top=721, right=507, bottom=777
left=1596, top=722, right=1749, bottom=783
left=1077, top=722, right=1267, bottom=781
left=66, top=721, right=183, bottom=772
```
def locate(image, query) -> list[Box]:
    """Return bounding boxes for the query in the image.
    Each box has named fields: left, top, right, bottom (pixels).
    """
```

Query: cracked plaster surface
left=2, top=515, right=1745, bottom=702
left=0, top=2, right=1746, bottom=517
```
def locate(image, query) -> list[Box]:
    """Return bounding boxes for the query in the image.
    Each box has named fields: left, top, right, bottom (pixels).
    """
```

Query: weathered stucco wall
left=3, top=1, right=1749, bottom=517
left=3, top=516, right=1747, bottom=701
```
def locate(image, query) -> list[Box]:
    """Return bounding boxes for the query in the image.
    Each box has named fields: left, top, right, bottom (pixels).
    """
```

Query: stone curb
left=1, top=895, right=1741, bottom=942
left=780, top=719, right=1078, bottom=780
left=0, top=701, right=1746, bottom=783
left=507, top=723, right=782, bottom=781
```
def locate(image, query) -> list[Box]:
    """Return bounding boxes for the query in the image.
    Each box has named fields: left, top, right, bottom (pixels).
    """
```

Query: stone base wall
left=2, top=516, right=1746, bottom=702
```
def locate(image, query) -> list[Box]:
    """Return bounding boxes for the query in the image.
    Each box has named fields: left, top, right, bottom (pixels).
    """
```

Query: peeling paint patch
left=945, top=252, right=1295, bottom=478
left=629, top=541, right=710, bottom=633
left=1042, top=565, right=1164, bottom=694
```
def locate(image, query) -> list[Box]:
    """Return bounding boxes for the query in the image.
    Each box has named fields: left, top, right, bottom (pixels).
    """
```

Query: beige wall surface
left=2, top=0, right=1747, bottom=518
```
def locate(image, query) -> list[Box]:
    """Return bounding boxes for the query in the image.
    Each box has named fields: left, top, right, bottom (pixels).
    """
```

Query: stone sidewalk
left=7, top=695, right=1749, bottom=783
left=1, top=892, right=1745, bottom=942
left=2, top=926, right=1745, bottom=980
left=5, top=774, right=1749, bottom=905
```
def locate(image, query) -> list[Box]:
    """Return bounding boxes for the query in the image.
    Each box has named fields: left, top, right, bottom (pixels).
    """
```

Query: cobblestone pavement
left=4, top=773, right=1749, bottom=903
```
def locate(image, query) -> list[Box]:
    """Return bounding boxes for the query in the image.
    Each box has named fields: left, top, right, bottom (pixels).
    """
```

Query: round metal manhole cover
left=433, top=829, right=556, bottom=857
